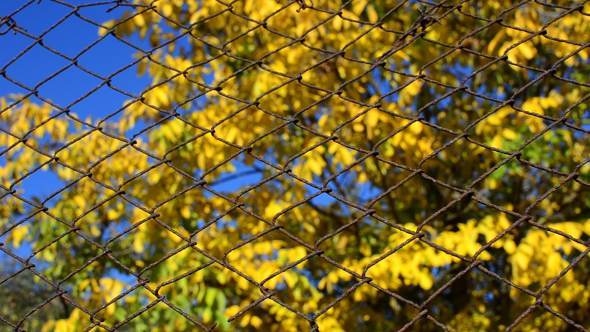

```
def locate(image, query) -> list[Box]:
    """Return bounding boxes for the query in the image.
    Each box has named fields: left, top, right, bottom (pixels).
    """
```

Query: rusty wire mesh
left=0, top=0, right=589, bottom=331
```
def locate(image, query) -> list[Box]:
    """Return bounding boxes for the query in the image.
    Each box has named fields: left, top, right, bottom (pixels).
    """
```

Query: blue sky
left=0, top=0, right=155, bottom=262
left=0, top=1, right=152, bottom=104
left=0, top=0, right=152, bottom=200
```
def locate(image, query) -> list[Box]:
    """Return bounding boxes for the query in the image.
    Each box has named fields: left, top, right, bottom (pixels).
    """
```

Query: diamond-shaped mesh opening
left=42, top=14, right=100, bottom=59
left=8, top=1, right=71, bottom=36
left=34, top=62, right=104, bottom=106
left=76, top=32, right=141, bottom=76
left=2, top=43, right=70, bottom=89
left=67, top=84, right=131, bottom=122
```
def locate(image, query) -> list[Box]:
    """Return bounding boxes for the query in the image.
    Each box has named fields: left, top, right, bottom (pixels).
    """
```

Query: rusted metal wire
left=0, top=0, right=589, bottom=331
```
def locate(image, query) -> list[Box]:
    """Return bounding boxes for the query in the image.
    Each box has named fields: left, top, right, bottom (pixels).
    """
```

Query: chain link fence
left=0, top=0, right=589, bottom=331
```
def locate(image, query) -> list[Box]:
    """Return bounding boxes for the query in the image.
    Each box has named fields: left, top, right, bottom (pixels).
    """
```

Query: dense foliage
left=1, top=0, right=589, bottom=331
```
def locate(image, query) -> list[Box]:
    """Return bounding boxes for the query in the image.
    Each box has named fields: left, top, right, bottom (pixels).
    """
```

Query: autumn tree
left=1, top=0, right=589, bottom=331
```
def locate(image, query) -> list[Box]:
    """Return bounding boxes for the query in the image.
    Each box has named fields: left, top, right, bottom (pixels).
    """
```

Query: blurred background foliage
left=1, top=0, right=590, bottom=331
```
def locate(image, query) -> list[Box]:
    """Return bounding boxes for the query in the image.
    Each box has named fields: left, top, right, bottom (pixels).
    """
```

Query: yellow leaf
left=11, top=224, right=28, bottom=247
left=418, top=272, right=433, bottom=290
left=107, top=209, right=120, bottom=220
left=250, top=316, right=263, bottom=328
left=501, top=128, right=518, bottom=140
left=518, top=42, right=537, bottom=60
left=181, top=205, right=191, bottom=219
left=225, top=305, right=240, bottom=318
left=367, top=5, right=378, bottom=23
left=133, top=233, right=145, bottom=253
left=503, top=240, right=516, bottom=254
left=264, top=201, right=284, bottom=219
left=352, top=0, right=368, bottom=16
left=307, top=153, right=326, bottom=176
